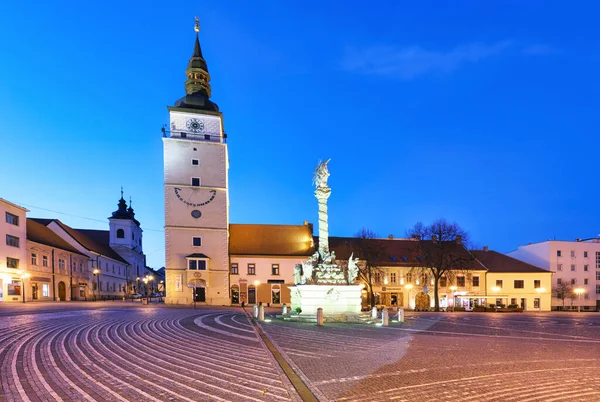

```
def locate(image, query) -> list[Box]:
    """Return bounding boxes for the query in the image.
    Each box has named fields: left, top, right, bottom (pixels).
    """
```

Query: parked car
left=131, top=293, right=142, bottom=299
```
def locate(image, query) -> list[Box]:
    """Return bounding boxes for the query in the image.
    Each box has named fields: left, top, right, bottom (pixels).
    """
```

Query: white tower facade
left=163, top=21, right=230, bottom=305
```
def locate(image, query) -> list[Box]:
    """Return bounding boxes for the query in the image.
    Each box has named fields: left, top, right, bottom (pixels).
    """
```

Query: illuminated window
left=42, top=284, right=49, bottom=297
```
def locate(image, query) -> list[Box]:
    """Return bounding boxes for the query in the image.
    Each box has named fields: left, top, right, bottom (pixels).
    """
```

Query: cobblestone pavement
left=259, top=311, right=600, bottom=401
left=0, top=303, right=298, bottom=402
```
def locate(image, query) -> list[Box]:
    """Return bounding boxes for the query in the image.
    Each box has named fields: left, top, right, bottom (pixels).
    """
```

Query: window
left=42, top=284, right=49, bottom=297
left=571, top=278, right=576, bottom=285
left=188, top=259, right=206, bottom=270
left=511, top=298, right=517, bottom=305
left=31, top=253, right=37, bottom=265
left=58, top=259, right=65, bottom=270
left=6, top=235, right=19, bottom=248
left=6, top=257, right=19, bottom=269
left=193, top=237, right=202, bottom=247
left=457, top=276, right=466, bottom=287
left=571, top=250, right=576, bottom=258
left=204, top=134, right=211, bottom=140
left=597, top=285, right=600, bottom=295
left=584, top=265, right=589, bottom=272
left=390, top=273, right=397, bottom=283
left=557, top=264, right=563, bottom=271
left=116, top=229, right=125, bottom=238
left=248, top=264, right=256, bottom=275
left=557, top=278, right=562, bottom=285
left=191, top=159, right=199, bottom=166
left=191, top=177, right=200, bottom=187
left=271, top=285, right=281, bottom=304
left=584, top=294, right=589, bottom=300
left=534, top=280, right=541, bottom=289
left=514, top=280, right=524, bottom=289
left=271, top=264, right=280, bottom=275
left=80, top=263, right=83, bottom=272
left=496, top=280, right=503, bottom=288
left=534, top=298, right=540, bottom=309
left=597, top=252, right=600, bottom=269
left=557, top=250, right=562, bottom=257
left=597, top=271, right=600, bottom=281
left=472, top=276, right=480, bottom=287
left=5, top=212, right=19, bottom=226
left=112, top=265, right=115, bottom=273
left=118, top=266, right=121, bottom=275
left=42, top=256, right=48, bottom=267
left=571, top=264, right=576, bottom=272
left=230, top=263, right=239, bottom=275
left=440, top=277, right=447, bottom=287
left=584, top=278, right=589, bottom=285
left=584, top=251, right=588, bottom=258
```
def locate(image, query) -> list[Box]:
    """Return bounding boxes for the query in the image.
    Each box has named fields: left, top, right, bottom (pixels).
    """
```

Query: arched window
left=116, top=229, right=125, bottom=238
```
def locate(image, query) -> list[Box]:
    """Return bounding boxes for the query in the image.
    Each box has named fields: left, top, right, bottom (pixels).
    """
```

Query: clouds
left=341, top=41, right=512, bottom=79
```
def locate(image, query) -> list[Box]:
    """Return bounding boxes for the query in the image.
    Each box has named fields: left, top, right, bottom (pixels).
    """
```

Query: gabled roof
left=471, top=250, right=550, bottom=273
left=230, top=224, right=315, bottom=256
left=26, top=219, right=87, bottom=256
left=29, top=218, right=129, bottom=265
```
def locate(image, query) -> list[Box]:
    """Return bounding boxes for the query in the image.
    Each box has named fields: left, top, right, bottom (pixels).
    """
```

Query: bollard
left=382, top=308, right=389, bottom=326
left=371, top=306, right=378, bottom=319
left=398, top=308, right=404, bottom=323
left=258, top=305, right=265, bottom=322
left=316, top=307, right=324, bottom=326
left=253, top=304, right=259, bottom=318
left=282, top=303, right=288, bottom=314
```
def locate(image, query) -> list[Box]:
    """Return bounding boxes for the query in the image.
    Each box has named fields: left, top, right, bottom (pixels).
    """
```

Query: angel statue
left=294, top=263, right=303, bottom=285
left=347, top=252, right=360, bottom=284
left=302, top=259, right=314, bottom=284
left=313, top=158, right=331, bottom=188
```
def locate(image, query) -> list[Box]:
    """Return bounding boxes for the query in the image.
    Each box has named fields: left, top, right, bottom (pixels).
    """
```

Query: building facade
left=0, top=199, right=28, bottom=303
left=508, top=239, right=600, bottom=311
left=164, top=23, right=229, bottom=305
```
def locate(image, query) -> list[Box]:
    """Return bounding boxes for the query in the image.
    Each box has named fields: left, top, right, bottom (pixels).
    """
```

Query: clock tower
left=163, top=18, right=229, bottom=305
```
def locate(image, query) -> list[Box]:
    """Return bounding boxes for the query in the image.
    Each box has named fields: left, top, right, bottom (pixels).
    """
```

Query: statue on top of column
left=313, top=159, right=331, bottom=189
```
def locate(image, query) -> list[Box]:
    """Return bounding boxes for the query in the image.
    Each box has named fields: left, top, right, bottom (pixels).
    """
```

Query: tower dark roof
left=109, top=195, right=140, bottom=226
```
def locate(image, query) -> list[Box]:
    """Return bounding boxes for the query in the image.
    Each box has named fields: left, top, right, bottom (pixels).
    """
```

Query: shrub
left=508, top=304, right=519, bottom=309
left=489, top=304, right=496, bottom=308
left=295, top=307, right=302, bottom=314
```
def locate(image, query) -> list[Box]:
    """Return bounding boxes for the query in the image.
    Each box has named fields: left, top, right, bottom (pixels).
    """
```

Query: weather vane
left=194, top=16, right=200, bottom=33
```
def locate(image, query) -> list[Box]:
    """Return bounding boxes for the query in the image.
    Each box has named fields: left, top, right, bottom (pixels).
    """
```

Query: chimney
left=483, top=245, right=488, bottom=252
left=388, top=234, right=394, bottom=240
left=456, top=235, right=462, bottom=245
left=431, top=235, right=437, bottom=243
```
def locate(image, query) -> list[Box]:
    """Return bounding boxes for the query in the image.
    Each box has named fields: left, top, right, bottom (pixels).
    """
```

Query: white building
left=508, top=239, right=600, bottom=311
left=0, top=199, right=28, bottom=303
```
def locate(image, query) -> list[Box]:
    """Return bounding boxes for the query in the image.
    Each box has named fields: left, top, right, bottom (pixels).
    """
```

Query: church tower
left=163, top=18, right=229, bottom=305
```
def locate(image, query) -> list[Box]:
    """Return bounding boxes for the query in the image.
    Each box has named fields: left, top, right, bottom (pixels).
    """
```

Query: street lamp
left=535, top=287, right=545, bottom=312
left=92, top=269, right=100, bottom=301
left=574, top=288, right=585, bottom=313
left=449, top=285, right=457, bottom=310
left=18, top=271, right=30, bottom=303
left=405, top=283, right=414, bottom=310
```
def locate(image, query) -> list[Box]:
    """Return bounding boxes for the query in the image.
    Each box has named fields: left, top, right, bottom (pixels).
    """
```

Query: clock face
left=173, top=187, right=216, bottom=207
left=186, top=118, right=204, bottom=133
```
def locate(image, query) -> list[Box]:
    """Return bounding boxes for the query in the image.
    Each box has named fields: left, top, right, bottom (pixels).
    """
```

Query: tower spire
left=174, top=16, right=218, bottom=111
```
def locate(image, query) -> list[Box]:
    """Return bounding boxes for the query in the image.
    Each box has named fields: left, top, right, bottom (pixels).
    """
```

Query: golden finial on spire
left=194, top=16, right=200, bottom=33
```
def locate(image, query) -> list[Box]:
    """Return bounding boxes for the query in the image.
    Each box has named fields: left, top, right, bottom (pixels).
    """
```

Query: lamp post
left=535, top=287, right=545, bottom=312
left=574, top=288, right=585, bottom=313
left=92, top=269, right=100, bottom=301
left=19, top=271, right=30, bottom=303
left=404, top=283, right=413, bottom=310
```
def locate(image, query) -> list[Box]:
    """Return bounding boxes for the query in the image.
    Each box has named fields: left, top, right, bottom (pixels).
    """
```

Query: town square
left=2, top=1, right=600, bottom=401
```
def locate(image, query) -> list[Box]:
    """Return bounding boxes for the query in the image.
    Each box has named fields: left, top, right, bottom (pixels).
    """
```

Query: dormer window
left=116, top=229, right=125, bottom=238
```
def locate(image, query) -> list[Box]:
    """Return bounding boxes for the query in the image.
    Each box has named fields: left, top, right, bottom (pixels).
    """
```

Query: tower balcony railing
left=161, top=127, right=227, bottom=143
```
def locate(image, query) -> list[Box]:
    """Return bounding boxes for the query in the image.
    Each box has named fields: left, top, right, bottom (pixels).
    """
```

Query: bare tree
left=553, top=281, right=574, bottom=310
left=354, top=228, right=384, bottom=308
left=405, top=218, right=473, bottom=312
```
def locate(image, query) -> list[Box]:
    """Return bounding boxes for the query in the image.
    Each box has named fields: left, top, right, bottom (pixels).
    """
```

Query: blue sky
left=2, top=1, right=600, bottom=268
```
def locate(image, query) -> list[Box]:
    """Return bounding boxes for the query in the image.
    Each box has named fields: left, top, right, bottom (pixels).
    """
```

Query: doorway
left=231, top=287, right=239, bottom=304
left=194, top=287, right=206, bottom=302
left=391, top=293, right=398, bottom=306
left=58, top=282, right=66, bottom=301
left=32, top=284, right=38, bottom=300
left=248, top=286, right=256, bottom=304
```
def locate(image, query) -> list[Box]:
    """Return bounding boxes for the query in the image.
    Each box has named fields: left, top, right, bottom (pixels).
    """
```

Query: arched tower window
left=116, top=229, right=125, bottom=238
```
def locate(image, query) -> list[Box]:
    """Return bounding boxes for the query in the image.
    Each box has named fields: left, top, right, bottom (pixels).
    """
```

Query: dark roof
left=230, top=224, right=315, bottom=256
left=29, top=219, right=129, bottom=265
left=186, top=253, right=210, bottom=259
left=471, top=250, right=550, bottom=273
left=26, top=219, right=87, bottom=256
left=109, top=197, right=140, bottom=226
left=326, top=237, right=486, bottom=271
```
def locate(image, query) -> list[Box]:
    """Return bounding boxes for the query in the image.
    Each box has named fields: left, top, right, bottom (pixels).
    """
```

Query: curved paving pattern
left=0, top=307, right=296, bottom=401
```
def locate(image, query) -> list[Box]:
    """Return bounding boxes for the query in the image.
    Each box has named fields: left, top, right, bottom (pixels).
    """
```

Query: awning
left=185, top=253, right=210, bottom=259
